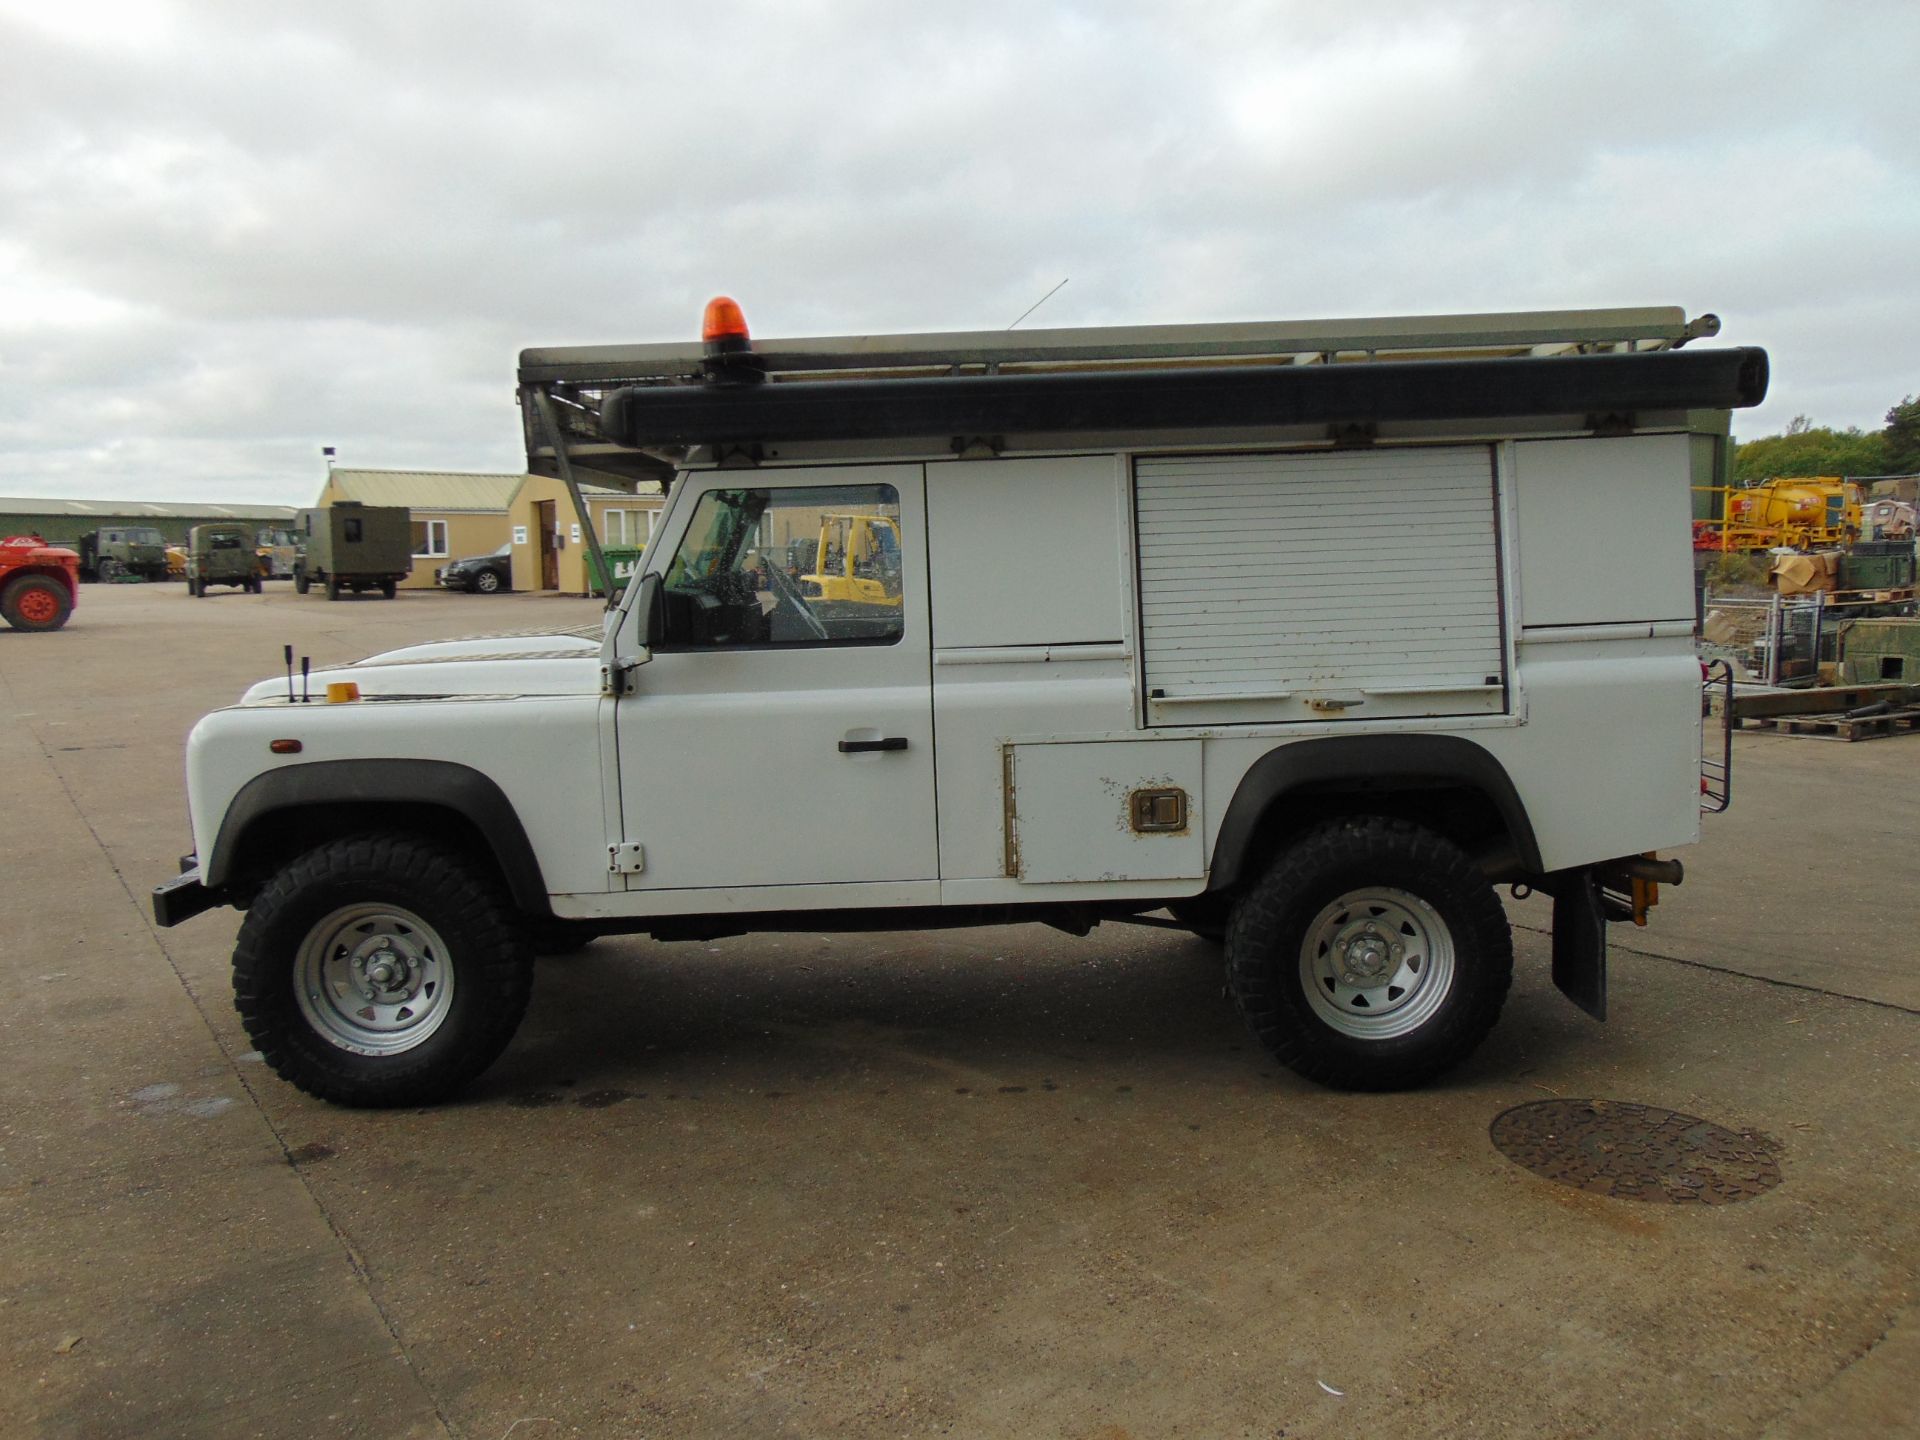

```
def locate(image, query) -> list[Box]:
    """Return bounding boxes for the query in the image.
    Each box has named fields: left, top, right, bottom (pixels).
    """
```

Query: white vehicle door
left=614, top=465, right=937, bottom=891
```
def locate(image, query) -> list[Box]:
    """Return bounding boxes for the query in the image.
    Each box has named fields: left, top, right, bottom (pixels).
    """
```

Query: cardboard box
left=1769, top=551, right=1839, bottom=596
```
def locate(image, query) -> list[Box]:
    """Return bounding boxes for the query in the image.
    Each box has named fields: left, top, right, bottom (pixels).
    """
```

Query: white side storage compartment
left=1008, top=740, right=1203, bottom=884
left=1512, top=434, right=1695, bottom=627
left=1135, top=447, right=1508, bottom=726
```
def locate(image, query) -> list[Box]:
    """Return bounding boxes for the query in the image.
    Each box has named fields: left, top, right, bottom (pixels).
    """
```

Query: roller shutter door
left=1135, top=446, right=1506, bottom=725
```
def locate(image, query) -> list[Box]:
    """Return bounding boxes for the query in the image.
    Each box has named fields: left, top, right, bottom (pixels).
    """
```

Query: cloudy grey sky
left=1, top=1, right=1912, bottom=504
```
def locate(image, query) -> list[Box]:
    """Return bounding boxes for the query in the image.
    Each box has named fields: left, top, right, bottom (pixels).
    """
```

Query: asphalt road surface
left=3, top=584, right=1915, bottom=1439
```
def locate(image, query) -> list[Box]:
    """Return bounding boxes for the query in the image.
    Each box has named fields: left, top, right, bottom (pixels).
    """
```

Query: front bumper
left=152, top=863, right=221, bottom=927
left=436, top=569, right=474, bottom=590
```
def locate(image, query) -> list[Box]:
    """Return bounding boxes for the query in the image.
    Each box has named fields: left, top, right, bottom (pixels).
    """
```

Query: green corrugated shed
left=0, top=496, right=298, bottom=548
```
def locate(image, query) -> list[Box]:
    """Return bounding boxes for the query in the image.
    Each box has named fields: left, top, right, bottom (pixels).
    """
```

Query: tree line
left=1734, top=395, right=1920, bottom=482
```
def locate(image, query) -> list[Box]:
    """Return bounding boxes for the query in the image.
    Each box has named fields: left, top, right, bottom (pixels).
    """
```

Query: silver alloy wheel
left=293, top=904, right=455, bottom=1056
left=1298, top=887, right=1456, bottom=1040
left=474, top=570, right=500, bottom=593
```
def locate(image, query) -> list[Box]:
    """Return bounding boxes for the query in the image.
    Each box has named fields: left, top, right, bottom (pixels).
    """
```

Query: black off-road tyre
left=379, top=579, right=397, bottom=599
left=232, top=835, right=535, bottom=1107
left=293, top=569, right=311, bottom=595
left=324, top=576, right=341, bottom=601
left=1226, top=817, right=1512, bottom=1091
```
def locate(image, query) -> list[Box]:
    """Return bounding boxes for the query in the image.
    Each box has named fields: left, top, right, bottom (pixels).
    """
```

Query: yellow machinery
left=1693, top=477, right=1865, bottom=552
left=255, top=526, right=300, bottom=580
left=801, top=513, right=902, bottom=606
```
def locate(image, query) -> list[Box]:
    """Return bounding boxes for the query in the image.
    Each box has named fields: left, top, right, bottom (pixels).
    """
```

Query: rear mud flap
left=1551, top=870, right=1608, bottom=1021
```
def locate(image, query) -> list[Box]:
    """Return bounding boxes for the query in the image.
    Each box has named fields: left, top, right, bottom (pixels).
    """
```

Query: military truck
left=292, top=503, right=412, bottom=600
left=185, top=523, right=264, bottom=596
left=156, top=299, right=1764, bottom=1109
left=77, top=526, right=168, bottom=582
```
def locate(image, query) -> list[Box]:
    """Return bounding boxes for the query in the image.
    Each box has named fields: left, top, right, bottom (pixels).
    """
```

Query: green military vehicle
left=77, top=526, right=169, bottom=582
left=185, top=523, right=264, bottom=597
left=292, top=503, right=412, bottom=600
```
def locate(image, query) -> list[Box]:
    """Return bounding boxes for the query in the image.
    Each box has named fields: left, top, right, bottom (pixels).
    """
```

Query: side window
left=658, top=484, right=903, bottom=649
left=344, top=518, right=363, bottom=543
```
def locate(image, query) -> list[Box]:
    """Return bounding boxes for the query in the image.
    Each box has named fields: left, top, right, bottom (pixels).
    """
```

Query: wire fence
left=1702, top=591, right=1913, bottom=687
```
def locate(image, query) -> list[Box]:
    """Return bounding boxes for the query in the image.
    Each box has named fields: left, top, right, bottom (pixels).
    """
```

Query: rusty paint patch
left=1001, top=744, right=1021, bottom=879
left=1490, top=1099, right=1781, bottom=1205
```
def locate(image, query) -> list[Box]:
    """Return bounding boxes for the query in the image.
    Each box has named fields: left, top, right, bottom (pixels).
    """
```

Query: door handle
left=838, top=737, right=909, bottom=754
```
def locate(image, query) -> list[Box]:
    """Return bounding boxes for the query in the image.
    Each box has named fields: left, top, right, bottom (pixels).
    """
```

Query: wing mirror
left=632, top=572, right=662, bottom=654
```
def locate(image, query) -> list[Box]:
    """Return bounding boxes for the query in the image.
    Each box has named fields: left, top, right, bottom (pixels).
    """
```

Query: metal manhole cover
left=1490, top=1099, right=1782, bottom=1205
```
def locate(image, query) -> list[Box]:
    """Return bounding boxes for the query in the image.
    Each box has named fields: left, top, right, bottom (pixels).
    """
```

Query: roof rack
left=514, top=306, right=1748, bottom=592
left=518, top=305, right=1719, bottom=389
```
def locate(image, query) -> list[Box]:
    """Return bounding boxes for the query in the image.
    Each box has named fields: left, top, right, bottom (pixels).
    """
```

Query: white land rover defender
left=154, top=301, right=1766, bottom=1108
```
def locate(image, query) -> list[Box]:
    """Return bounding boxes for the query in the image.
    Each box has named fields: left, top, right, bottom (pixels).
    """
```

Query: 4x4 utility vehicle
left=154, top=300, right=1766, bottom=1108
left=185, top=523, right=264, bottom=596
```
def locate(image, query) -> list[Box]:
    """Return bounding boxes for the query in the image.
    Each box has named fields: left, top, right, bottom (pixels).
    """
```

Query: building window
left=603, top=507, right=660, bottom=547
left=411, top=519, right=449, bottom=558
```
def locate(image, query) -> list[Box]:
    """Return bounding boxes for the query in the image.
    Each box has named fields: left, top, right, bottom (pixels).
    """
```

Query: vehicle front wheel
left=2, top=576, right=73, bottom=632
left=473, top=569, right=502, bottom=594
left=293, top=570, right=311, bottom=595
left=1226, top=817, right=1512, bottom=1091
left=231, top=835, right=535, bottom=1107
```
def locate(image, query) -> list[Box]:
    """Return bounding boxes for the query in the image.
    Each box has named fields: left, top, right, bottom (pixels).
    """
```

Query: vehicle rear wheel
left=232, top=835, right=535, bottom=1107
left=380, top=579, right=397, bottom=599
left=474, top=569, right=502, bottom=594
left=325, top=576, right=341, bottom=601
left=1226, top=817, right=1512, bottom=1091
left=293, top=570, right=311, bottom=595
left=2, top=576, right=72, bottom=632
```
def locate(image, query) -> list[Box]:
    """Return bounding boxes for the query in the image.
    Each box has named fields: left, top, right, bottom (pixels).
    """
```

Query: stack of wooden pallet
left=1717, top=683, right=1920, bottom=742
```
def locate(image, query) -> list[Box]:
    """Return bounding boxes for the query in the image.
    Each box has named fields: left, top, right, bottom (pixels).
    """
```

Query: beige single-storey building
left=506, top=473, right=664, bottom=594
left=317, top=467, right=665, bottom=594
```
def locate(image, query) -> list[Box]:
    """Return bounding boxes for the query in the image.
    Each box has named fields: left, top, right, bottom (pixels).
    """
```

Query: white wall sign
left=512, top=525, right=528, bottom=545
left=571, top=523, right=582, bottom=543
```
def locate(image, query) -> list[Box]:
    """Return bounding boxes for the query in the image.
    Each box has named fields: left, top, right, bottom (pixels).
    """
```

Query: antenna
left=301, top=656, right=311, bottom=704
left=284, top=645, right=295, bottom=704
left=1007, top=277, right=1069, bottom=330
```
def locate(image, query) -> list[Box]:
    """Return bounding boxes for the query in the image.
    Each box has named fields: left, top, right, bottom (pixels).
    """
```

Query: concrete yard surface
left=2, top=585, right=1916, bottom=1439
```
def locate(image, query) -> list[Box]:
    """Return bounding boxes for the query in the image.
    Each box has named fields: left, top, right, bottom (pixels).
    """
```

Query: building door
left=614, top=465, right=937, bottom=891
left=534, top=500, right=558, bottom=590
